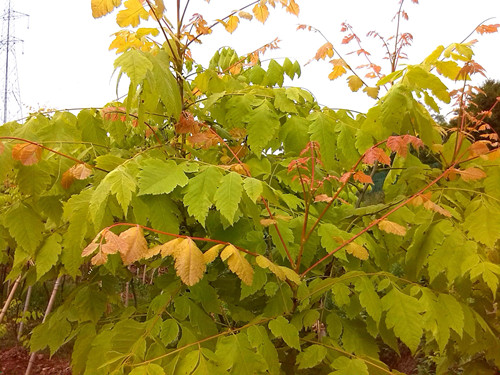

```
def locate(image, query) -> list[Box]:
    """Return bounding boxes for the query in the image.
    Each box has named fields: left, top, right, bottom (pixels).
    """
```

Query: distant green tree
left=469, top=79, right=500, bottom=135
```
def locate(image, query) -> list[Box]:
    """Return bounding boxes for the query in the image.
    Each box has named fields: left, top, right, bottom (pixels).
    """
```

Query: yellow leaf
left=347, top=75, right=363, bottom=92
left=158, top=237, right=184, bottom=257
left=149, top=0, right=165, bottom=18
left=378, top=220, right=407, bottom=236
left=484, top=148, right=500, bottom=161
left=118, top=226, right=148, bottom=265
left=279, top=266, right=302, bottom=285
left=456, top=167, right=487, bottom=182
left=221, top=245, right=254, bottom=286
left=203, top=244, right=225, bottom=263
left=328, top=59, right=347, bottom=80
left=286, top=0, right=300, bottom=16
left=363, top=86, right=380, bottom=99
left=116, top=0, right=149, bottom=28
left=256, top=255, right=285, bottom=280
left=174, top=238, right=206, bottom=286
left=91, top=0, right=122, bottom=18
left=238, top=11, right=253, bottom=20
left=346, top=242, right=369, bottom=260
left=225, top=15, right=239, bottom=34
left=253, top=3, right=269, bottom=24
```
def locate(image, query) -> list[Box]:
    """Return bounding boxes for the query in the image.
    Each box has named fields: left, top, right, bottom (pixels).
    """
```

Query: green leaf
left=114, top=48, right=153, bottom=85
left=5, top=203, right=44, bottom=256
left=468, top=261, right=500, bottom=297
left=73, top=285, right=107, bottom=323
left=106, top=165, right=137, bottom=214
left=246, top=102, right=280, bottom=154
left=382, top=288, right=424, bottom=353
left=36, top=233, right=62, bottom=280
left=268, top=316, right=300, bottom=350
left=326, top=313, right=342, bottom=339
left=266, top=59, right=285, bottom=87
left=246, top=325, right=280, bottom=375
left=160, top=319, right=179, bottom=346
left=404, top=65, right=450, bottom=103
left=147, top=50, right=182, bottom=121
left=62, top=189, right=93, bottom=277
left=280, top=116, right=309, bottom=154
left=17, top=165, right=51, bottom=196
left=463, top=204, right=500, bottom=248
left=308, top=111, right=337, bottom=170
left=130, top=364, right=166, bottom=375
left=296, top=344, right=327, bottom=369
left=330, top=357, right=369, bottom=375
left=184, top=166, right=222, bottom=226
left=214, top=172, right=243, bottom=224
left=355, top=276, right=382, bottom=324
left=215, top=333, right=267, bottom=375
left=243, top=178, right=263, bottom=203
left=138, top=159, right=188, bottom=196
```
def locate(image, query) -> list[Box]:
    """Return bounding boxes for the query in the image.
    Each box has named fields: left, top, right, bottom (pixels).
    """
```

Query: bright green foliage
left=0, top=1, right=499, bottom=375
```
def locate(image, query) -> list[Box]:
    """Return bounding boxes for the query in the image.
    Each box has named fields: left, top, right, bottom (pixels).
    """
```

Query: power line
left=0, top=0, right=28, bottom=123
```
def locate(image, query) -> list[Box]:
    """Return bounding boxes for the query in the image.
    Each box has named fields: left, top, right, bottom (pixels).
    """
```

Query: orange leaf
left=363, top=147, right=391, bottom=165
left=455, top=167, right=487, bottom=182
left=378, top=220, right=407, bottom=236
left=12, top=143, right=43, bottom=166
left=423, top=200, right=452, bottom=217
left=91, top=251, right=108, bottom=266
left=476, top=24, right=500, bottom=35
left=314, top=194, right=333, bottom=203
left=118, top=226, right=148, bottom=265
left=469, top=142, right=490, bottom=156
left=286, top=0, right=299, bottom=16
left=253, top=3, right=269, bottom=23
left=238, top=11, right=253, bottom=20
left=353, top=171, right=373, bottom=184
left=70, top=163, right=93, bottom=180
left=260, top=218, right=277, bottom=226
left=61, top=170, right=76, bottom=190
left=82, top=242, right=100, bottom=257
left=102, top=230, right=129, bottom=255
left=387, top=136, right=409, bottom=157
left=315, top=42, right=334, bottom=61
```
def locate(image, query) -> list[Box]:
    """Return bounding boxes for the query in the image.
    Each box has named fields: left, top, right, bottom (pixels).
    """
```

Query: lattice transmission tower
left=0, top=0, right=28, bottom=123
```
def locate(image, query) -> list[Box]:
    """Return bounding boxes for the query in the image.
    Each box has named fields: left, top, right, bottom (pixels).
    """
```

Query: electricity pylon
left=0, top=0, right=28, bottom=123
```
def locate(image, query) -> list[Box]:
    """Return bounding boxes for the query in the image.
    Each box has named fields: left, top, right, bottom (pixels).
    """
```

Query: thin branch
left=0, top=136, right=109, bottom=173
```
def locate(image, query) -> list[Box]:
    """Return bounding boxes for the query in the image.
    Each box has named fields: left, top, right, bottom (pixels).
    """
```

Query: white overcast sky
left=3, top=0, right=500, bottom=121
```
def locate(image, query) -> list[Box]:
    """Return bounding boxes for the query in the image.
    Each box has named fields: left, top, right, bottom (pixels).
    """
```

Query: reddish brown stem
left=104, top=223, right=259, bottom=257
left=0, top=136, right=109, bottom=173
left=302, top=140, right=387, bottom=245
left=301, top=161, right=459, bottom=277
left=202, top=124, right=296, bottom=267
